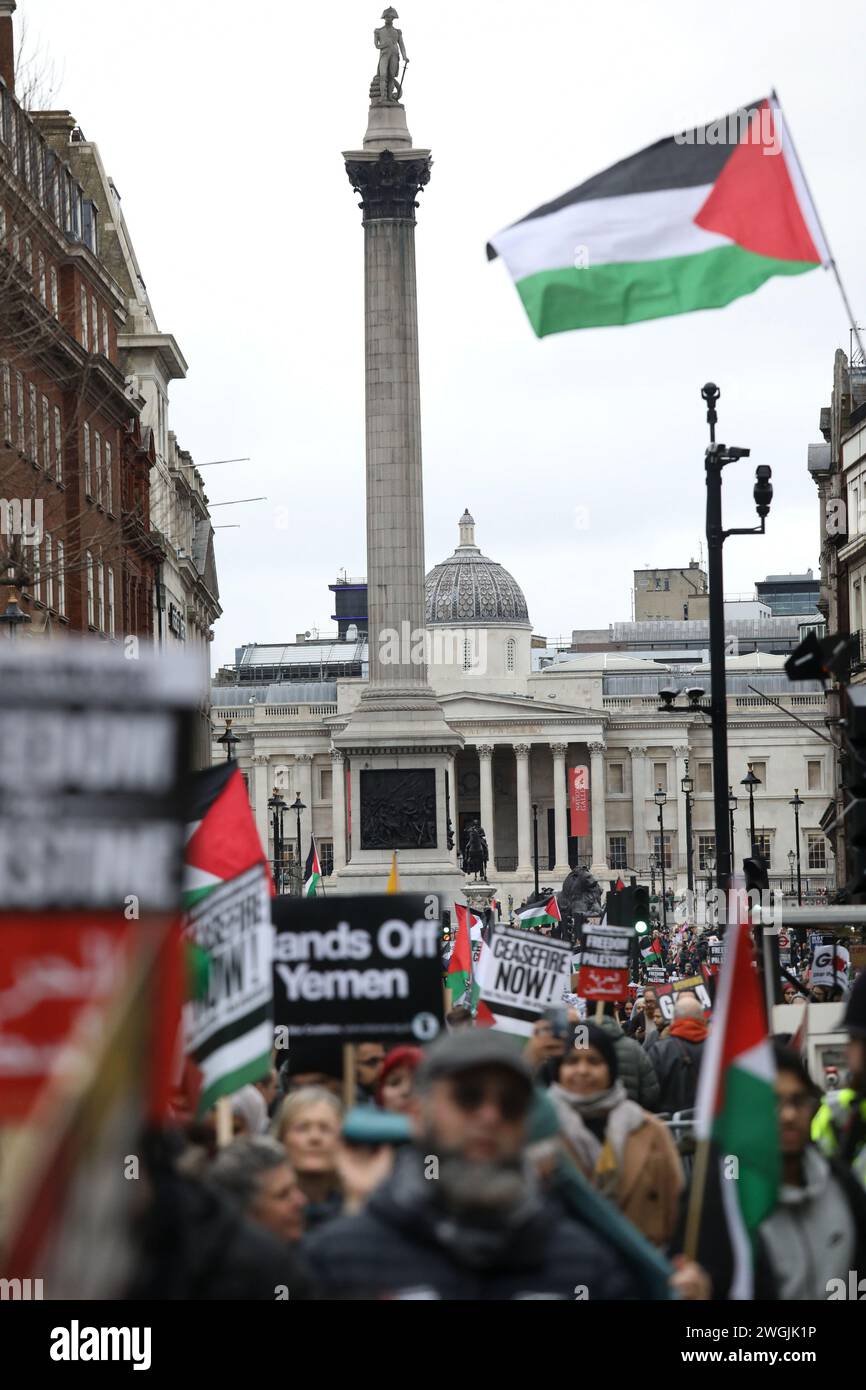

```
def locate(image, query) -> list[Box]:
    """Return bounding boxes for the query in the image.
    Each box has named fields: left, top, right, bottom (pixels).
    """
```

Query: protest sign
left=576, top=924, right=633, bottom=1001
left=811, top=941, right=850, bottom=990
left=0, top=643, right=198, bottom=1119
left=654, top=975, right=712, bottom=1022
left=183, top=866, right=274, bottom=1114
left=475, top=924, right=573, bottom=1035
left=272, top=895, right=443, bottom=1043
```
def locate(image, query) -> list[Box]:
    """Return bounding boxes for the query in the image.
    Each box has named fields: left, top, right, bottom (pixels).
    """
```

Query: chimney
left=0, top=1, right=15, bottom=95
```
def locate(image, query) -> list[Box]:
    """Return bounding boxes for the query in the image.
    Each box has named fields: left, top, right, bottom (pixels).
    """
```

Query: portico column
left=293, top=753, right=314, bottom=867
left=330, top=748, right=347, bottom=871
left=550, top=742, right=570, bottom=874
left=588, top=741, right=607, bottom=873
left=477, top=744, right=496, bottom=869
left=630, top=745, right=647, bottom=869
left=674, top=745, right=689, bottom=887
left=251, top=753, right=270, bottom=856
left=514, top=743, right=532, bottom=873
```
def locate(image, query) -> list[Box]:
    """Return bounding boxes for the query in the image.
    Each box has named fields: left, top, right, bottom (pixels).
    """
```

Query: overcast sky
left=21, top=0, right=866, bottom=668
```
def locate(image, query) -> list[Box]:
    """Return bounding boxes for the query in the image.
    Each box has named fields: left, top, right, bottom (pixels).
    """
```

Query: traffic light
left=743, top=857, right=769, bottom=895
left=632, top=885, right=651, bottom=935
left=844, top=686, right=866, bottom=893
left=605, top=887, right=623, bottom=925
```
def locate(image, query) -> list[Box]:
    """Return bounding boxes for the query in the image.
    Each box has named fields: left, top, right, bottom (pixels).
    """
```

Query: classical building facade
left=213, top=512, right=836, bottom=909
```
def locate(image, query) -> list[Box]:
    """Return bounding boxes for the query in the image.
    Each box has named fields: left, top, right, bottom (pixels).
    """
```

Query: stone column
left=674, top=745, right=689, bottom=885
left=550, top=742, right=570, bottom=874
left=630, top=745, right=647, bottom=868
left=293, top=753, right=314, bottom=869
left=477, top=744, right=495, bottom=869
left=514, top=743, right=532, bottom=873
left=588, top=741, right=607, bottom=874
left=251, top=753, right=270, bottom=857
left=330, top=748, right=347, bottom=872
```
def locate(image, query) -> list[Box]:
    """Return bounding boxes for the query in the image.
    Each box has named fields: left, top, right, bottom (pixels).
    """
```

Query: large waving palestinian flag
left=184, top=763, right=269, bottom=908
left=488, top=95, right=829, bottom=337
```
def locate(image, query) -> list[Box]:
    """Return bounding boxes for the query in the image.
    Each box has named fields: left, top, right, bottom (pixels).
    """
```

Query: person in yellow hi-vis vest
left=812, top=972, right=866, bottom=1191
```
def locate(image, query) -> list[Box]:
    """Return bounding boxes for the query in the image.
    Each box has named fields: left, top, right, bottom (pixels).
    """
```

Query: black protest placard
left=272, top=894, right=444, bottom=1043
left=577, top=924, right=633, bottom=1001
left=475, top=924, right=573, bottom=1036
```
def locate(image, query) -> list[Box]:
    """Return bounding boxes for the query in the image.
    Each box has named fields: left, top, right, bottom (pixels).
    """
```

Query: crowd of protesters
left=134, top=904, right=866, bottom=1301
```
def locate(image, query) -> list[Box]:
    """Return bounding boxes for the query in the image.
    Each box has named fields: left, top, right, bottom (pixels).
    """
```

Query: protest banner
left=475, top=924, right=573, bottom=1035
left=0, top=643, right=198, bottom=1119
left=576, top=924, right=633, bottom=1001
left=183, top=865, right=274, bottom=1115
left=272, top=895, right=444, bottom=1043
left=654, top=975, right=712, bottom=1022
left=811, top=941, right=850, bottom=991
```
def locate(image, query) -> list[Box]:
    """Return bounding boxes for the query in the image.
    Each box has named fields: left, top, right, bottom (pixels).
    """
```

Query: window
left=44, top=534, right=53, bottom=610
left=101, top=308, right=109, bottom=356
left=754, top=833, right=772, bottom=868
left=609, top=835, right=628, bottom=870
left=2, top=362, right=10, bottom=442
left=606, top=763, right=624, bottom=795
left=31, top=538, right=41, bottom=602
left=28, top=383, right=37, bottom=460
left=653, top=833, right=672, bottom=870
left=38, top=251, right=46, bottom=305
left=22, top=122, right=30, bottom=185
left=94, top=431, right=102, bottom=504
left=655, top=577, right=661, bottom=590
left=80, top=285, right=89, bottom=350
left=53, top=406, right=62, bottom=480
left=506, top=637, right=516, bottom=673
left=107, top=567, right=115, bottom=636
left=97, top=558, right=105, bottom=632
left=807, top=760, right=822, bottom=791
left=697, top=761, right=713, bottom=794
left=698, top=834, right=716, bottom=871
left=319, top=841, right=334, bottom=877
left=24, top=236, right=32, bottom=276
left=749, top=761, right=766, bottom=788
left=104, top=438, right=112, bottom=511
left=83, top=423, right=92, bottom=495
left=35, top=138, right=44, bottom=203
left=15, top=370, right=24, bottom=449
left=663, top=578, right=670, bottom=590
left=653, top=762, right=668, bottom=794
left=50, top=265, right=59, bottom=317
left=86, top=551, right=95, bottom=626
left=56, top=541, right=65, bottom=616
left=319, top=768, right=332, bottom=800
left=807, top=833, right=827, bottom=870
left=41, top=396, right=49, bottom=470
left=91, top=297, right=99, bottom=353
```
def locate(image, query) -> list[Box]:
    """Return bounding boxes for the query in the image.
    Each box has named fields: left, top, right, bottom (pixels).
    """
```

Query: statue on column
left=371, top=7, right=408, bottom=104
left=462, top=820, right=489, bottom=882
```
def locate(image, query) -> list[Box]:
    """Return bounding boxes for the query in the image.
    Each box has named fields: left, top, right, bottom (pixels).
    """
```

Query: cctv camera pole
left=704, top=383, right=733, bottom=905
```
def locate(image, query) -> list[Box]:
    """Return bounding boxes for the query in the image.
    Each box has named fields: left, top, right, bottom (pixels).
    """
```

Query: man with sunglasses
left=303, top=1032, right=642, bottom=1299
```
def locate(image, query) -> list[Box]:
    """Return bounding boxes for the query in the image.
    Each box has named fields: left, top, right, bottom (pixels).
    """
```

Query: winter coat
left=645, top=1024, right=706, bottom=1114
left=302, top=1145, right=643, bottom=1299
left=759, top=1146, right=866, bottom=1300
left=597, top=1015, right=660, bottom=1112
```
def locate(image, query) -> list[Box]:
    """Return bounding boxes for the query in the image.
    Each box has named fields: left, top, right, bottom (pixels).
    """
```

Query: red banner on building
left=569, top=765, right=589, bottom=838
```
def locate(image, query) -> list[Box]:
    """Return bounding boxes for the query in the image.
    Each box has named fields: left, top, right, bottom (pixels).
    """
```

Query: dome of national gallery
left=425, top=511, right=530, bottom=627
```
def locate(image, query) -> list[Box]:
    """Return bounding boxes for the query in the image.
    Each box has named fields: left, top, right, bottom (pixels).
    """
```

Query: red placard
left=569, top=765, right=589, bottom=838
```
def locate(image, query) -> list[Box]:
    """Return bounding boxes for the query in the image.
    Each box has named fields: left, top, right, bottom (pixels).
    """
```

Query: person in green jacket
left=812, top=971, right=866, bottom=1191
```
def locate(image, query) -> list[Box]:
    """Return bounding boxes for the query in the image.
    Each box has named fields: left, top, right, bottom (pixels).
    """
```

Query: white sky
left=20, top=0, right=866, bottom=668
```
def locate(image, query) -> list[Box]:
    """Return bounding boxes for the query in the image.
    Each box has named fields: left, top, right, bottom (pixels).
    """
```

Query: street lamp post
left=705, top=854, right=716, bottom=892
left=681, top=765, right=695, bottom=894
left=741, top=765, right=761, bottom=861
left=649, top=856, right=657, bottom=897
left=268, top=787, right=287, bottom=894
left=789, top=789, right=804, bottom=905
left=728, top=786, right=738, bottom=874
left=788, top=849, right=796, bottom=896
left=532, top=803, right=540, bottom=899
left=291, top=793, right=306, bottom=896
left=217, top=717, right=240, bottom=762
left=654, top=786, right=668, bottom=928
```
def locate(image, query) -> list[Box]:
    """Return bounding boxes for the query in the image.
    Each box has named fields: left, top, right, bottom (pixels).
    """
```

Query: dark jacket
left=303, top=1146, right=643, bottom=1300
left=598, top=1016, right=660, bottom=1112
left=645, top=1031, right=705, bottom=1114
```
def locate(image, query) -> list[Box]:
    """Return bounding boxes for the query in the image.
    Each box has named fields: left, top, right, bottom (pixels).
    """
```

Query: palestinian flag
left=446, top=905, right=494, bottom=1025
left=694, top=916, right=780, bottom=1299
left=304, top=837, right=322, bottom=897
left=641, top=935, right=664, bottom=966
left=515, top=895, right=562, bottom=930
left=488, top=95, right=829, bottom=337
left=184, top=763, right=268, bottom=908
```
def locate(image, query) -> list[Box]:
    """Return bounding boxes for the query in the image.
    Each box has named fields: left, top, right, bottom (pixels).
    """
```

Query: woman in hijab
left=548, top=1023, right=684, bottom=1247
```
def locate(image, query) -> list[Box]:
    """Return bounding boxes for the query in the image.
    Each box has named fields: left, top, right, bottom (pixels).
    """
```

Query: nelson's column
left=333, top=11, right=465, bottom=906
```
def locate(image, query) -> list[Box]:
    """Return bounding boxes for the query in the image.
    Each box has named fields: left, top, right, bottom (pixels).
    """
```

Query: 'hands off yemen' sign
left=272, top=895, right=443, bottom=1044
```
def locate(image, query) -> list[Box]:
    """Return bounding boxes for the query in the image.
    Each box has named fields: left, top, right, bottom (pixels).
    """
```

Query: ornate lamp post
left=789, top=788, right=804, bottom=905
left=787, top=849, right=796, bottom=896
left=268, top=787, right=287, bottom=894
left=705, top=854, right=716, bottom=892
left=217, top=716, right=240, bottom=762
left=291, top=793, right=306, bottom=896
left=531, top=802, right=540, bottom=898
left=741, top=765, right=761, bottom=859
left=681, top=765, right=695, bottom=894
left=649, top=854, right=658, bottom=897
left=728, top=785, right=738, bottom=872
left=654, top=786, right=668, bottom=928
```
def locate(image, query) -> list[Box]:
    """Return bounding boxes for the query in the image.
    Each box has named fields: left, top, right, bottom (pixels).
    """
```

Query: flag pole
left=772, top=88, right=864, bottom=360
left=683, top=1136, right=711, bottom=1260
